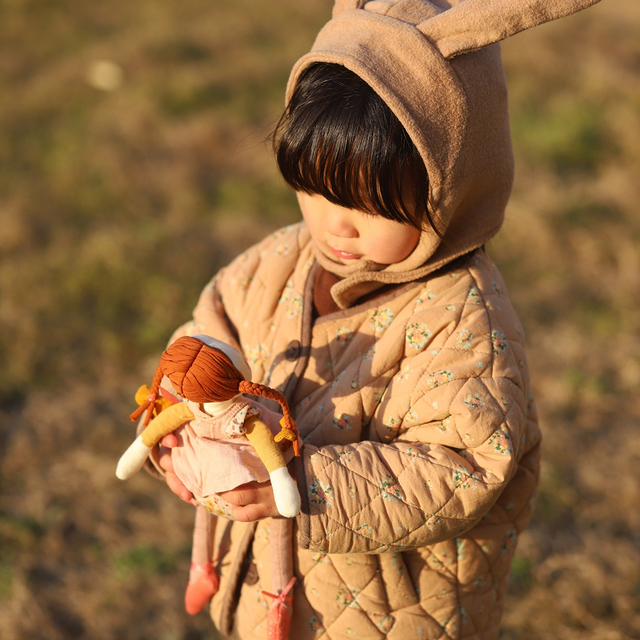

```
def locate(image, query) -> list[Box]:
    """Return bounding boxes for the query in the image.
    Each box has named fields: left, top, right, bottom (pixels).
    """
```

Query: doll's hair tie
left=275, top=417, right=301, bottom=456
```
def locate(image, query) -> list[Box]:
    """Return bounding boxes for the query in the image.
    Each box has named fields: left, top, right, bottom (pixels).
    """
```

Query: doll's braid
left=238, top=381, right=295, bottom=430
left=238, top=380, right=300, bottom=456
left=129, top=365, right=165, bottom=426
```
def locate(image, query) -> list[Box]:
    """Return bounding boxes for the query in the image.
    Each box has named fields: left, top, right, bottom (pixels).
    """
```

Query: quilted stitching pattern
left=179, top=225, right=540, bottom=639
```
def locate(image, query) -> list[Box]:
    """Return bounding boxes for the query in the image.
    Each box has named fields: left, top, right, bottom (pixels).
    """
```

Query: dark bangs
left=273, top=63, right=431, bottom=231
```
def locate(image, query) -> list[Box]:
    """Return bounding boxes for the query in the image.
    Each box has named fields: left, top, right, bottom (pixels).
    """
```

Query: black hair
left=272, top=63, right=433, bottom=232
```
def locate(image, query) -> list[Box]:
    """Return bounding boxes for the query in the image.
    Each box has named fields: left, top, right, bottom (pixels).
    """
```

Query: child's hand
left=157, top=434, right=198, bottom=506
left=219, top=482, right=280, bottom=522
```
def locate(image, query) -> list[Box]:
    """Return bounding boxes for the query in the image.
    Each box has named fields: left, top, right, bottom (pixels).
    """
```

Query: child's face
left=297, top=193, right=421, bottom=265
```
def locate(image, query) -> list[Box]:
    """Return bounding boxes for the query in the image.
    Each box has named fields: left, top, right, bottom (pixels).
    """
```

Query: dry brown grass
left=0, top=1, right=638, bottom=639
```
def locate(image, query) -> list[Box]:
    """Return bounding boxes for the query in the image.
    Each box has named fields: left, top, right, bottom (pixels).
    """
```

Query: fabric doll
left=117, top=334, right=300, bottom=640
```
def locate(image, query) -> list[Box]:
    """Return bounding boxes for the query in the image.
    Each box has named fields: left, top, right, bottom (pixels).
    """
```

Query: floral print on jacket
left=169, top=224, right=541, bottom=640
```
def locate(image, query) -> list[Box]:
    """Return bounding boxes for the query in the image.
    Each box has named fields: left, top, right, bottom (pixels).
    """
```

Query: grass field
left=0, top=1, right=638, bottom=638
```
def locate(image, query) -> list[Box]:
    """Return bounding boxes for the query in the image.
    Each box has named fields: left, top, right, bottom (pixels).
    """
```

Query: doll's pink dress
left=169, top=398, right=299, bottom=631
left=170, top=397, right=294, bottom=517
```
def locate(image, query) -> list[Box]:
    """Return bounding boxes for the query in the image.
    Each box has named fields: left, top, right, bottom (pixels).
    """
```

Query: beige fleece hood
left=286, top=0, right=601, bottom=308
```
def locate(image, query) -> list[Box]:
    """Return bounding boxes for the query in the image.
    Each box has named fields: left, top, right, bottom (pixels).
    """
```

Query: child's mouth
left=330, top=247, right=361, bottom=260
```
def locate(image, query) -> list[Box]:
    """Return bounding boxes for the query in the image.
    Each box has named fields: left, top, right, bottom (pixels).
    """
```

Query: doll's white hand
left=116, top=435, right=152, bottom=480
left=158, top=434, right=198, bottom=506
left=269, top=466, right=301, bottom=518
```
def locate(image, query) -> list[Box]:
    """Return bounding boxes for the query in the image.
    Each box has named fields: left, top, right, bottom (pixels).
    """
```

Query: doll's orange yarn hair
left=131, top=336, right=299, bottom=454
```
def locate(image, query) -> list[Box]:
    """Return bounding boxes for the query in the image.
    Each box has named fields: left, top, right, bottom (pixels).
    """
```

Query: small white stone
left=87, top=60, right=123, bottom=91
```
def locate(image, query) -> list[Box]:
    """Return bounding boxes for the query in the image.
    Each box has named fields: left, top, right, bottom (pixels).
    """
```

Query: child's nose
left=326, top=211, right=359, bottom=238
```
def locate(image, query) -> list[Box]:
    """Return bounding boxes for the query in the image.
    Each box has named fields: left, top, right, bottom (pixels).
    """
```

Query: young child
left=151, top=1, right=601, bottom=638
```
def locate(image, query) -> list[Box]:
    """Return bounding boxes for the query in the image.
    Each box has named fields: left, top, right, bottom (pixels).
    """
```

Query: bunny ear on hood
left=418, top=0, right=602, bottom=58
left=287, top=0, right=602, bottom=308
left=331, top=0, right=361, bottom=17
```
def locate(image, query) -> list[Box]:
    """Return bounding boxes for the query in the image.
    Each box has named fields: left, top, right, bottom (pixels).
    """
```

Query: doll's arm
left=117, top=403, right=194, bottom=480
left=244, top=415, right=301, bottom=518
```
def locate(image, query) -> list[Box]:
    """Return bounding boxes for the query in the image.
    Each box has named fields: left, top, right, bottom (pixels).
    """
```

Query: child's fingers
left=160, top=433, right=179, bottom=448
left=220, top=482, right=279, bottom=521
left=165, top=470, right=196, bottom=505
left=157, top=444, right=176, bottom=474
left=157, top=445, right=197, bottom=506
left=221, top=482, right=267, bottom=506
left=229, top=503, right=273, bottom=523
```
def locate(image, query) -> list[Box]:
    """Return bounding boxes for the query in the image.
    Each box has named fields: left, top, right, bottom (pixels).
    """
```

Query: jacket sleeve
left=294, top=278, right=534, bottom=554
left=295, top=371, right=527, bottom=554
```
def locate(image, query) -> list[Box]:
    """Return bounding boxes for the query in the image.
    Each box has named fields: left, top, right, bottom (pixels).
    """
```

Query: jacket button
left=285, top=340, right=301, bottom=361
left=244, top=562, right=259, bottom=585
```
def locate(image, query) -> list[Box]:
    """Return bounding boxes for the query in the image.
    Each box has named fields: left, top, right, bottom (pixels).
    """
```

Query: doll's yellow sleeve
left=117, top=402, right=195, bottom=482
left=244, top=415, right=286, bottom=473
left=140, top=402, right=195, bottom=447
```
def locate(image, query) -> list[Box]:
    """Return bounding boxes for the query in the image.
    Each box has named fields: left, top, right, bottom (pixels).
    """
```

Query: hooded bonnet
left=286, top=0, right=601, bottom=308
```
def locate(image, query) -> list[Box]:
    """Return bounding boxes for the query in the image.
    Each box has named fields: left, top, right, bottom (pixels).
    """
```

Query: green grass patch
left=0, top=513, right=46, bottom=560
left=512, top=99, right=611, bottom=175
left=111, top=544, right=185, bottom=580
left=0, top=564, right=13, bottom=599
left=509, top=555, right=534, bottom=594
left=552, top=200, right=623, bottom=230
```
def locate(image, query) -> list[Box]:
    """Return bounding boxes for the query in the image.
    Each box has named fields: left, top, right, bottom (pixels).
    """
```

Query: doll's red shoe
left=263, top=577, right=296, bottom=640
left=185, top=562, right=219, bottom=615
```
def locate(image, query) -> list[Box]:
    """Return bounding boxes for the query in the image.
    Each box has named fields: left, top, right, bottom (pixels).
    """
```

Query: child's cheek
left=369, top=233, right=419, bottom=265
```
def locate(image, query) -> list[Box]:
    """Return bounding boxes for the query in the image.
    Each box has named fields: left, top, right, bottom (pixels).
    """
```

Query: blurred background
left=0, top=1, right=638, bottom=638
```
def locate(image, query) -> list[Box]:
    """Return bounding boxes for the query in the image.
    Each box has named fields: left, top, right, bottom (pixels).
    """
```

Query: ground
left=0, top=1, right=638, bottom=639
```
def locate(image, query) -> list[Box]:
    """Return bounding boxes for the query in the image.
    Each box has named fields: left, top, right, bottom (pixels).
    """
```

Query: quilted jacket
left=170, top=222, right=541, bottom=640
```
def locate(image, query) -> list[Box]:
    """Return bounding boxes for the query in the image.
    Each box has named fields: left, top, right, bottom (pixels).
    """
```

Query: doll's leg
left=262, top=518, right=296, bottom=640
left=185, top=507, right=219, bottom=615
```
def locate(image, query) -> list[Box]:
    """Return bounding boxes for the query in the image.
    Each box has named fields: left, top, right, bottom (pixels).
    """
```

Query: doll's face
left=297, top=192, right=421, bottom=266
